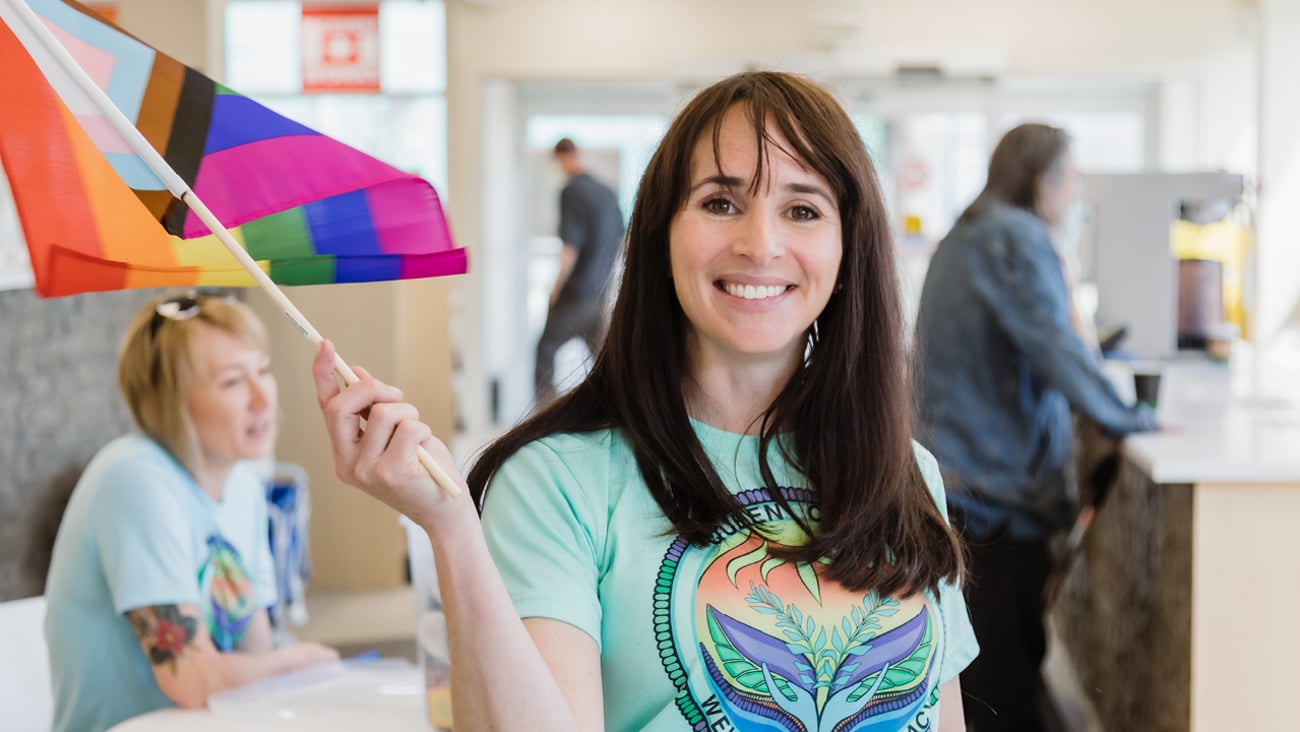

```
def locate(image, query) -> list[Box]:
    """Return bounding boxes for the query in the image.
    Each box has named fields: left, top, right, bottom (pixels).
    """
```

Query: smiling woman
left=42, top=292, right=338, bottom=732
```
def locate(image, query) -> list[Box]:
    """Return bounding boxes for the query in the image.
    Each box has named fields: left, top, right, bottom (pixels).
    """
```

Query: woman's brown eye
left=703, top=198, right=733, bottom=214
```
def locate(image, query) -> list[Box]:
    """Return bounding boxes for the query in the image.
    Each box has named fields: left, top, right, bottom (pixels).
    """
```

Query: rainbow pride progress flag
left=0, top=0, right=466, bottom=297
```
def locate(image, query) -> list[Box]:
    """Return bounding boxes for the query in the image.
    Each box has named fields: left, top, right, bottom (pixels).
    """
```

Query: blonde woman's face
left=185, top=323, right=278, bottom=470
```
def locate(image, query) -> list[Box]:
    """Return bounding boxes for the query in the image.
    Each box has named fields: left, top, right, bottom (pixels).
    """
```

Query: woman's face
left=185, top=323, right=278, bottom=471
left=668, top=106, right=843, bottom=372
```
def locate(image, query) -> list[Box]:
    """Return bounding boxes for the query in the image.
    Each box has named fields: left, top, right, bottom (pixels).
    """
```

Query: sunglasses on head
left=149, top=291, right=235, bottom=336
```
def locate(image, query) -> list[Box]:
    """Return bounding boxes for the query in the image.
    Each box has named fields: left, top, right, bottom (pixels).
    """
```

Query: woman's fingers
left=314, top=339, right=420, bottom=488
left=313, top=342, right=404, bottom=412
left=310, top=349, right=463, bottom=520
left=353, top=402, right=421, bottom=473
left=312, top=340, right=341, bottom=411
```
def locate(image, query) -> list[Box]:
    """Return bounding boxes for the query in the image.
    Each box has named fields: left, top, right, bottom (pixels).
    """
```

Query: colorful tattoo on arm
left=125, top=605, right=199, bottom=673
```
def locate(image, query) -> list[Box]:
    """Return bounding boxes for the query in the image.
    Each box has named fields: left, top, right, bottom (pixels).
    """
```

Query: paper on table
left=209, top=658, right=421, bottom=708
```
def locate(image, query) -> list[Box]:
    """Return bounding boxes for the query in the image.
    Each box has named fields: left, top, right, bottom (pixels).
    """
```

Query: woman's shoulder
left=80, top=435, right=188, bottom=513
left=981, top=204, right=1051, bottom=245
left=86, top=434, right=182, bottom=484
left=523, top=427, right=625, bottom=457
left=495, top=427, right=634, bottom=489
left=977, top=201, right=1042, bottom=227
left=484, top=427, right=638, bottom=524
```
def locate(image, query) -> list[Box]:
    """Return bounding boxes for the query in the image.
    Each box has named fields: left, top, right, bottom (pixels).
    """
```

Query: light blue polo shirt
left=44, top=434, right=276, bottom=732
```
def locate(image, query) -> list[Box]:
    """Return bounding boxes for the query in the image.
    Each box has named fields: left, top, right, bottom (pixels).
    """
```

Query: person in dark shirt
left=913, top=123, right=1158, bottom=731
left=535, top=137, right=626, bottom=406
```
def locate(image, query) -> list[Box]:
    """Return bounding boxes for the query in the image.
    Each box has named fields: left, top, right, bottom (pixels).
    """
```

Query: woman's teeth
left=723, top=283, right=788, bottom=300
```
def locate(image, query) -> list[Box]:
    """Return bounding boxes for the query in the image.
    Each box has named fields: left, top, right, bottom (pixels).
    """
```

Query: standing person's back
left=917, top=202, right=1099, bottom=535
left=535, top=138, right=625, bottom=405
left=913, top=123, right=1156, bottom=732
left=556, top=171, right=624, bottom=303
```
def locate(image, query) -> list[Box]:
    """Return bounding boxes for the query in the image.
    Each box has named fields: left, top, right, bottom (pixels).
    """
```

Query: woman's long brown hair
left=468, top=71, right=963, bottom=596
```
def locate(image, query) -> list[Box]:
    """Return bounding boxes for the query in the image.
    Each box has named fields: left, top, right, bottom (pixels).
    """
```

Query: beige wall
left=117, top=0, right=208, bottom=68
left=247, top=281, right=455, bottom=592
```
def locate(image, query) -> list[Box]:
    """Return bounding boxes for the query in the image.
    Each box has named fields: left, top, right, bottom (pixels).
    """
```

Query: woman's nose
left=733, top=209, right=783, bottom=265
left=250, top=376, right=275, bottom=410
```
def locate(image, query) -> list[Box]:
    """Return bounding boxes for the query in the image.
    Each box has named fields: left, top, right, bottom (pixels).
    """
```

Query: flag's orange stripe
left=0, top=21, right=108, bottom=296
left=58, top=104, right=175, bottom=267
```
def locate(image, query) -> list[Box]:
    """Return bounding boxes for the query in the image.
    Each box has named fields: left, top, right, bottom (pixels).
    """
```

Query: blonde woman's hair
left=117, top=292, right=268, bottom=474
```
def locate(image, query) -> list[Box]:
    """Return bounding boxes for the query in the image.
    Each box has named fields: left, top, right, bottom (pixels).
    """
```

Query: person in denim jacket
left=914, top=123, right=1157, bottom=731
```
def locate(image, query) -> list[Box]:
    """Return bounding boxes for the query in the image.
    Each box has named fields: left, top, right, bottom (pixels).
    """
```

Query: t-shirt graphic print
left=199, top=534, right=256, bottom=651
left=655, top=487, right=940, bottom=732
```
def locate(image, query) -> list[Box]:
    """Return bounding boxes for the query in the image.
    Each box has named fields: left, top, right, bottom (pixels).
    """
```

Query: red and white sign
left=301, top=6, right=380, bottom=93
left=898, top=158, right=929, bottom=190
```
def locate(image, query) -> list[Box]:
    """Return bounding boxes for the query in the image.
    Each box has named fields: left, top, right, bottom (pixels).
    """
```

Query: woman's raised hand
left=312, top=340, right=471, bottom=527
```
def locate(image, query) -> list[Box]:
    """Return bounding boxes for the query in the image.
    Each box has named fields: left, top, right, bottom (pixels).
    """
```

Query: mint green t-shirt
left=480, top=420, right=978, bottom=731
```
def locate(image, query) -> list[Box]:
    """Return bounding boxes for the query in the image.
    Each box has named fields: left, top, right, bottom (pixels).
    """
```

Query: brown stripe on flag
left=133, top=59, right=184, bottom=220
left=133, top=189, right=178, bottom=225
left=158, top=67, right=214, bottom=235
left=136, top=58, right=183, bottom=159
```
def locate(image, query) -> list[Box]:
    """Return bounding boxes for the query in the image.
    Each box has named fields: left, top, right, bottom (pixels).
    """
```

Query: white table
left=108, top=658, right=432, bottom=731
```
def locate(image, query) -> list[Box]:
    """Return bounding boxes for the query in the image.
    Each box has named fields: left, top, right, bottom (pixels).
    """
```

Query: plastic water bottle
left=419, top=602, right=453, bottom=731
left=404, top=516, right=453, bottom=730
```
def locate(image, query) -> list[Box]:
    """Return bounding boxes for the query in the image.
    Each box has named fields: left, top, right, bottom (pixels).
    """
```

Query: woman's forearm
left=427, top=510, right=590, bottom=731
left=202, top=642, right=336, bottom=702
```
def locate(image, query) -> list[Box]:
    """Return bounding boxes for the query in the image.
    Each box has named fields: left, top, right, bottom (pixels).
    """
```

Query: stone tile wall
left=1052, top=459, right=1193, bottom=732
left=0, top=288, right=156, bottom=601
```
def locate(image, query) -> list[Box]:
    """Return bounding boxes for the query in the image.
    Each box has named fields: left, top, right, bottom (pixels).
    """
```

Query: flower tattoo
left=126, top=604, right=199, bottom=673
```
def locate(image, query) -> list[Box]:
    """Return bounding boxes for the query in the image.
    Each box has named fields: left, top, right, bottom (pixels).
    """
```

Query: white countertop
left=108, top=658, right=433, bottom=731
left=1106, top=354, right=1300, bottom=484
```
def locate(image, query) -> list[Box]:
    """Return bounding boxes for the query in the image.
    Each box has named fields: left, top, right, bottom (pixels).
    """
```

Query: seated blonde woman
left=43, top=292, right=337, bottom=732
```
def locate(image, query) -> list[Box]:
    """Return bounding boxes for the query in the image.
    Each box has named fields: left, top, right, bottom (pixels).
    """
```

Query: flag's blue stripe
left=334, top=256, right=403, bottom=283
left=304, top=190, right=383, bottom=256
left=29, top=0, right=154, bottom=125
left=104, top=151, right=167, bottom=190
left=205, top=95, right=320, bottom=154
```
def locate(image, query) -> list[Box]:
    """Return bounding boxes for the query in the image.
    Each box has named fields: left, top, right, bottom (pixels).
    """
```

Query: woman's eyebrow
left=688, top=174, right=745, bottom=194
left=786, top=181, right=833, bottom=201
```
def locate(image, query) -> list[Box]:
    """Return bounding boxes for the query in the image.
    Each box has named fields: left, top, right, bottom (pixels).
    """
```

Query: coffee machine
left=1078, top=172, right=1247, bottom=359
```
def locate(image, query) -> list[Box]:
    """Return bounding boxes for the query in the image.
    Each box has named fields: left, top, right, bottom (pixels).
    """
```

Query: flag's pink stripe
left=73, top=113, right=134, bottom=154
left=43, top=19, right=113, bottom=92
left=186, top=135, right=407, bottom=237
left=39, top=18, right=135, bottom=155
left=399, top=248, right=469, bottom=280
left=365, top=178, right=454, bottom=255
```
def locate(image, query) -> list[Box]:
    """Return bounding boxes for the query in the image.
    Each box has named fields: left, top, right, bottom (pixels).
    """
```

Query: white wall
left=1256, top=0, right=1300, bottom=341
